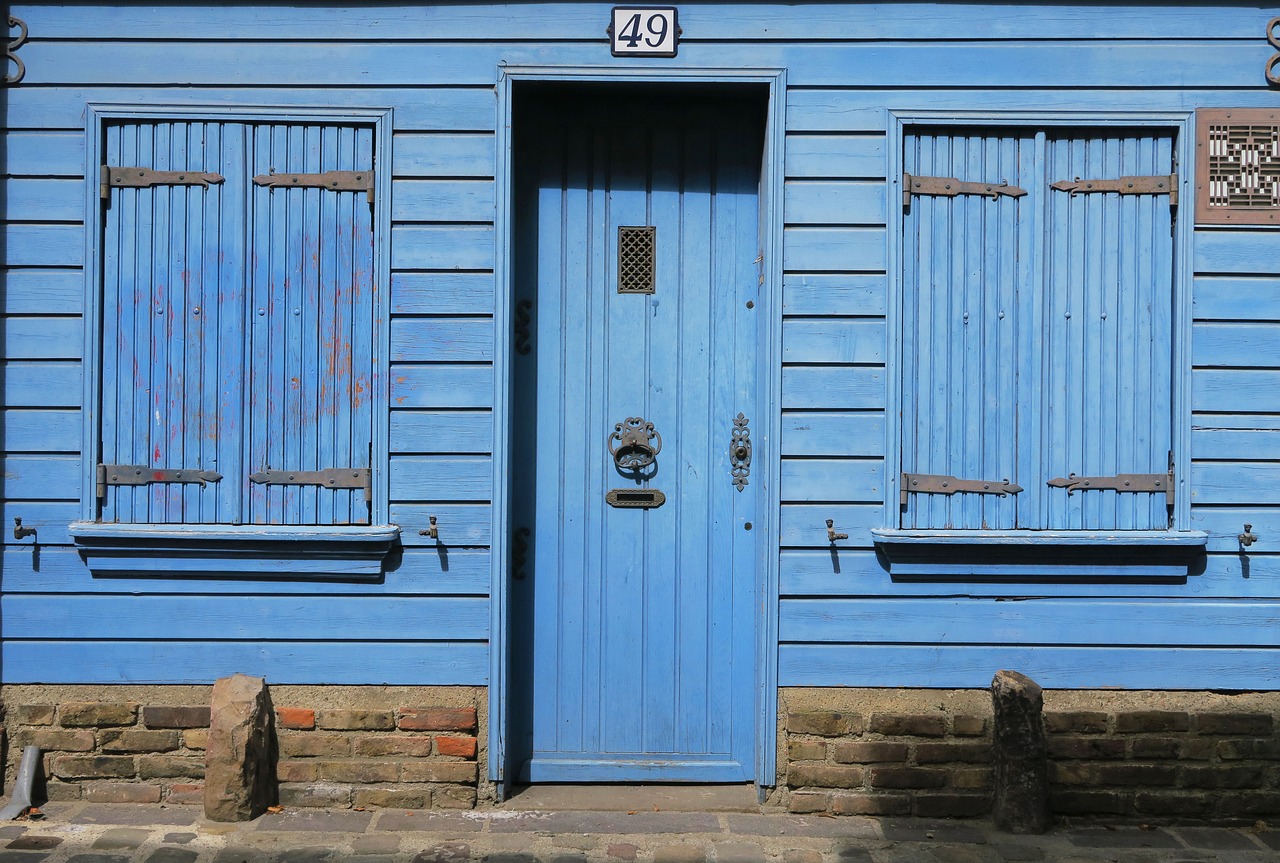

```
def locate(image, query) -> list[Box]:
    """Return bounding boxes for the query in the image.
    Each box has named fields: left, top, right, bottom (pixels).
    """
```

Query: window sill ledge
left=69, top=522, right=401, bottom=580
left=870, top=529, right=1207, bottom=579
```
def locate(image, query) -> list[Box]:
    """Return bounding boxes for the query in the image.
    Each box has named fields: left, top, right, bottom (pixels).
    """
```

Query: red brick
left=1093, top=763, right=1178, bottom=787
left=278, top=783, right=352, bottom=808
left=1045, top=711, right=1108, bottom=734
left=24, top=730, right=95, bottom=752
left=183, top=729, right=208, bottom=751
left=950, top=768, right=993, bottom=790
left=1214, top=792, right=1280, bottom=816
left=832, top=741, right=908, bottom=764
left=951, top=716, right=988, bottom=737
left=435, top=736, right=478, bottom=758
left=138, top=755, right=204, bottom=780
left=166, top=783, right=204, bottom=805
left=276, top=761, right=319, bottom=783
left=15, top=705, right=55, bottom=726
left=354, top=787, right=429, bottom=809
left=786, top=791, right=831, bottom=814
left=276, top=707, right=316, bottom=731
left=868, top=713, right=946, bottom=737
left=1049, top=762, right=1095, bottom=786
left=399, top=707, right=477, bottom=732
left=278, top=733, right=351, bottom=758
left=868, top=767, right=946, bottom=789
left=141, top=706, right=210, bottom=729
left=433, top=785, right=477, bottom=809
left=1132, top=737, right=1213, bottom=761
left=914, top=742, right=991, bottom=764
left=608, top=844, right=639, bottom=861
left=784, top=711, right=862, bottom=737
left=1114, top=711, right=1190, bottom=734
left=83, top=783, right=162, bottom=804
left=1219, top=738, right=1280, bottom=760
left=787, top=740, right=826, bottom=761
left=317, top=760, right=399, bottom=784
left=52, top=755, right=136, bottom=779
left=60, top=702, right=138, bottom=728
left=1133, top=791, right=1214, bottom=817
left=1050, top=789, right=1131, bottom=816
left=1179, top=765, right=1265, bottom=789
left=1196, top=712, right=1275, bottom=736
left=400, top=761, right=477, bottom=783
left=913, top=793, right=990, bottom=818
left=355, top=735, right=434, bottom=758
left=100, top=729, right=180, bottom=753
left=786, top=764, right=864, bottom=789
left=1047, top=737, right=1125, bottom=760
left=44, top=782, right=83, bottom=802
left=829, top=792, right=911, bottom=816
left=316, top=709, right=396, bottom=731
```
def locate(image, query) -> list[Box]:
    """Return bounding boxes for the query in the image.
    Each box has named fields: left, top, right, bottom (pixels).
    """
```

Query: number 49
left=611, top=8, right=679, bottom=56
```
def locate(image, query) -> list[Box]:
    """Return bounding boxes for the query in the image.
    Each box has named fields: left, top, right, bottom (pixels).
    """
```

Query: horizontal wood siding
left=3, top=1, right=1278, bottom=688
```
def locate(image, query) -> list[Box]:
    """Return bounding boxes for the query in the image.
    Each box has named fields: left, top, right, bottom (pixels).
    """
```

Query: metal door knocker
left=609, top=416, right=662, bottom=470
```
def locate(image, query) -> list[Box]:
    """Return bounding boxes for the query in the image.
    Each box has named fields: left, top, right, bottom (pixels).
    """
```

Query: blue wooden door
left=510, top=93, right=763, bottom=782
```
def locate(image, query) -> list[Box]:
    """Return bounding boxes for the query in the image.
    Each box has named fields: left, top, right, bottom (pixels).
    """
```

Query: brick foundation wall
left=3, top=685, right=485, bottom=810
left=781, top=688, right=1280, bottom=822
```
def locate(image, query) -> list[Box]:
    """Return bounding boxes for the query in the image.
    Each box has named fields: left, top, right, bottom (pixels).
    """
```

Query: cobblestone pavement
left=0, top=804, right=1275, bottom=863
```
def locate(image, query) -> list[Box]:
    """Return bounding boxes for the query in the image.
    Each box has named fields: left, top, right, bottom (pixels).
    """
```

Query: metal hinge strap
left=1050, top=173, right=1178, bottom=208
left=903, top=173, right=1027, bottom=209
left=249, top=468, right=372, bottom=503
left=252, top=170, right=375, bottom=203
left=100, top=166, right=225, bottom=199
left=96, top=464, right=223, bottom=498
left=900, top=473, right=1024, bottom=507
left=1046, top=468, right=1175, bottom=506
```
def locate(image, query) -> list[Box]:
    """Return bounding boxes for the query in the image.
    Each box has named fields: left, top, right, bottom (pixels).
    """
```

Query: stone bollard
left=990, top=670, right=1052, bottom=834
left=204, top=674, right=276, bottom=822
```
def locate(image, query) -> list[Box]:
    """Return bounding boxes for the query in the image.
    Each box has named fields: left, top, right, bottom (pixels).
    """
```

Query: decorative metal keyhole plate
left=731, top=413, right=751, bottom=490
left=1196, top=109, right=1280, bottom=224
left=609, top=416, right=662, bottom=470
left=618, top=226, right=656, bottom=294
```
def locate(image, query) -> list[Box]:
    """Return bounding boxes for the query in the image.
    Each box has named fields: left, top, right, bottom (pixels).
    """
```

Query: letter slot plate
left=606, top=488, right=666, bottom=509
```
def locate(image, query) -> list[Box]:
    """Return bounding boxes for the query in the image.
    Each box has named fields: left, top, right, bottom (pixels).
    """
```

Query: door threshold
left=499, top=783, right=761, bottom=812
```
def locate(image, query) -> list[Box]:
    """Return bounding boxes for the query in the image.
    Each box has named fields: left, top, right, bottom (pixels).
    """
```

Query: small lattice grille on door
left=1197, top=109, right=1280, bottom=224
left=618, top=226, right=656, bottom=294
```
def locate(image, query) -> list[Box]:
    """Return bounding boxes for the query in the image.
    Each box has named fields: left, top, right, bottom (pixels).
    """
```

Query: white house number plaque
left=610, top=7, right=679, bottom=57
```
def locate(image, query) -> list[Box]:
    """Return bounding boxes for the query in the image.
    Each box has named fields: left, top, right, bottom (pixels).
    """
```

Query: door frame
left=491, top=65, right=787, bottom=796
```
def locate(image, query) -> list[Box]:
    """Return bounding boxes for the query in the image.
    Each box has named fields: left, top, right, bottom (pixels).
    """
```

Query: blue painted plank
left=4, top=595, right=489, bottom=640
left=4, top=316, right=81, bottom=360
left=1193, top=462, right=1280, bottom=505
left=785, top=180, right=886, bottom=225
left=783, top=275, right=886, bottom=316
left=782, top=366, right=884, bottom=410
left=782, top=412, right=885, bottom=458
left=392, top=225, right=494, bottom=270
left=392, top=502, right=491, bottom=547
left=4, top=131, right=85, bottom=176
left=1192, top=322, right=1280, bottom=368
left=784, top=227, right=887, bottom=272
left=389, top=456, right=492, bottom=501
left=390, top=318, right=494, bottom=362
left=3, top=270, right=83, bottom=315
left=783, top=319, right=884, bottom=363
left=779, top=503, right=883, bottom=547
left=781, top=459, right=883, bottom=503
left=2, top=225, right=83, bottom=267
left=1192, top=505, right=1280, bottom=553
left=1194, top=428, right=1280, bottom=461
left=393, top=133, right=496, bottom=178
left=391, top=272, right=496, bottom=315
left=1195, top=231, right=1280, bottom=276
left=786, top=97, right=887, bottom=134
left=392, top=179, right=494, bottom=222
left=390, top=410, right=492, bottom=455
left=1193, top=369, right=1280, bottom=413
left=3, top=501, right=76, bottom=544
left=1, top=179, right=82, bottom=221
left=3, top=455, right=79, bottom=500
left=3, top=361, right=81, bottom=407
left=785, top=136, right=886, bottom=179
left=2, top=641, right=489, bottom=685
left=780, top=644, right=1280, bottom=689
left=780, top=598, right=1280, bottom=646
left=4, top=409, right=80, bottom=452
left=391, top=364, right=493, bottom=409
left=1194, top=277, right=1280, bottom=322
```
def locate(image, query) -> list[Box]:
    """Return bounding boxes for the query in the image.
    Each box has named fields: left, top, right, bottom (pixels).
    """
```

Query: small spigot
left=1239, top=523, right=1259, bottom=547
left=419, top=516, right=438, bottom=540
left=826, top=519, right=848, bottom=542
left=12, top=517, right=36, bottom=540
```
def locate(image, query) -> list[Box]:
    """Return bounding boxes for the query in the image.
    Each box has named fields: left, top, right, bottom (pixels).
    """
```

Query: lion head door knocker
left=609, top=416, right=662, bottom=475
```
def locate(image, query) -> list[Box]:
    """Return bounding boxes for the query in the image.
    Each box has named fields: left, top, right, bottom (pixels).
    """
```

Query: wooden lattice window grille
left=617, top=226, right=656, bottom=294
left=1196, top=109, right=1280, bottom=225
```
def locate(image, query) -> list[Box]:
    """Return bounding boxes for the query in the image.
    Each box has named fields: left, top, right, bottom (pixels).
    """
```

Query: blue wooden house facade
left=4, top=1, right=1280, bottom=814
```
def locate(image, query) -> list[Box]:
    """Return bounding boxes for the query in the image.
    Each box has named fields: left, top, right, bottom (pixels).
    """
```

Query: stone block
left=355, top=735, right=434, bottom=758
left=784, top=711, right=862, bottom=737
left=83, top=783, right=162, bottom=804
left=786, top=740, right=826, bottom=761
left=1132, top=791, right=1215, bottom=817
left=100, top=729, right=181, bottom=754
left=399, top=707, right=477, bottom=732
left=278, top=782, right=352, bottom=809
left=278, top=733, right=351, bottom=758
left=913, top=792, right=991, bottom=818
left=26, top=729, right=95, bottom=752
left=1044, top=711, right=1108, bottom=734
left=1092, top=763, right=1178, bottom=787
left=139, top=755, right=205, bottom=780
left=1046, top=737, right=1124, bottom=760
left=786, top=764, right=864, bottom=789
left=867, top=766, right=946, bottom=789
left=1048, top=762, right=1094, bottom=786
left=785, top=790, right=830, bottom=814
left=276, top=708, right=316, bottom=730
left=653, top=846, right=705, bottom=863
left=1196, top=712, right=1275, bottom=736
left=183, top=730, right=208, bottom=751
left=433, top=785, right=478, bottom=809
left=829, top=791, right=911, bottom=816
left=952, top=716, right=988, bottom=737
left=203, top=673, right=275, bottom=822
left=315, top=709, right=395, bottom=731
left=1218, top=738, right=1280, bottom=760
left=354, top=787, right=429, bottom=809
left=166, top=784, right=204, bottom=806
left=276, top=761, right=319, bottom=783
left=435, top=736, right=477, bottom=758
left=950, top=767, right=993, bottom=790
left=400, top=761, right=477, bottom=783
left=51, top=755, right=136, bottom=779
left=317, top=760, right=399, bottom=784
left=142, top=707, right=211, bottom=730
left=1179, top=765, right=1265, bottom=789
left=44, top=781, right=83, bottom=801
left=1215, top=791, right=1280, bottom=816
left=15, top=705, right=54, bottom=726
left=607, top=844, right=638, bottom=861
left=868, top=713, right=946, bottom=737
left=59, top=702, right=138, bottom=728
left=832, top=741, right=907, bottom=764
left=1114, top=711, right=1190, bottom=733
left=1049, top=789, right=1131, bottom=815
left=914, top=742, right=992, bottom=764
left=990, top=669, right=1051, bottom=835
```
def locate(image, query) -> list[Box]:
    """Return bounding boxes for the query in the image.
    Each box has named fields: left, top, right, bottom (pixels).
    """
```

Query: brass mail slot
left=606, top=488, right=666, bottom=509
